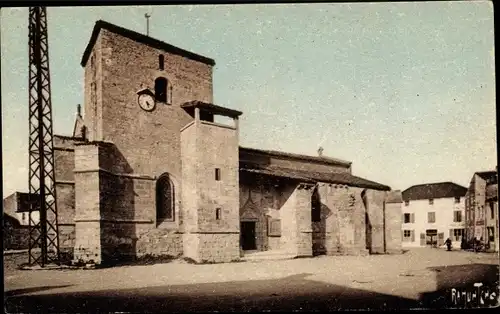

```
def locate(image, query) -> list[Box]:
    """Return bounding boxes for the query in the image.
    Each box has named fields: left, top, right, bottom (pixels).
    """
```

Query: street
left=4, top=248, right=499, bottom=312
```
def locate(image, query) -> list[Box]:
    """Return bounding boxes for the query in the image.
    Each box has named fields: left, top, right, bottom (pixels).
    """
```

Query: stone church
left=52, top=20, right=403, bottom=264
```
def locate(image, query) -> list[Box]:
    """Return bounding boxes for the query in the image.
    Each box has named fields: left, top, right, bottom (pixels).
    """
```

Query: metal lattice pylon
left=28, top=6, right=60, bottom=267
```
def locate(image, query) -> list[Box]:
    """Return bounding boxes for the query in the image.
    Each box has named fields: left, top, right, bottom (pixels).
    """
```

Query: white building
left=401, top=182, right=467, bottom=248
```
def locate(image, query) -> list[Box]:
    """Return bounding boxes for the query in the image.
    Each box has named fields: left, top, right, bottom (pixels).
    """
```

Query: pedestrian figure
left=474, top=237, right=481, bottom=253
left=445, top=238, right=452, bottom=251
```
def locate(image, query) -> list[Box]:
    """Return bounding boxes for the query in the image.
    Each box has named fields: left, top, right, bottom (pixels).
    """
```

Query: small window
left=453, top=210, right=462, bottom=223
left=155, top=77, right=168, bottom=103
left=159, top=54, right=165, bottom=70
left=404, top=213, right=411, bottom=223
left=216, top=208, right=221, bottom=220
left=22, top=213, right=26, bottom=221
left=455, top=197, right=460, bottom=204
left=404, top=200, right=409, bottom=206
left=404, top=230, right=411, bottom=238
left=428, top=212, right=436, bottom=223
left=429, top=199, right=434, bottom=205
left=215, top=168, right=221, bottom=181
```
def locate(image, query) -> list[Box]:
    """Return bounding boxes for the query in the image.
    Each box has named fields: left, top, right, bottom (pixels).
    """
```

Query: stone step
left=242, top=250, right=297, bottom=261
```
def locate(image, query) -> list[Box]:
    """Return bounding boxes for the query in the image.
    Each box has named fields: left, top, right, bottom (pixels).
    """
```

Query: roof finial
left=317, top=146, right=324, bottom=157
left=145, top=13, right=151, bottom=36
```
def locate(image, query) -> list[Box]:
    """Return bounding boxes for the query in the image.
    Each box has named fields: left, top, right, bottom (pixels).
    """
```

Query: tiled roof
left=239, top=146, right=352, bottom=167
left=240, top=164, right=390, bottom=191
left=402, top=182, right=467, bottom=201
left=81, top=20, right=215, bottom=67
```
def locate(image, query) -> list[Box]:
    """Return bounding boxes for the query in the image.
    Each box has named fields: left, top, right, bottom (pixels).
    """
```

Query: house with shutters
left=401, top=182, right=467, bottom=248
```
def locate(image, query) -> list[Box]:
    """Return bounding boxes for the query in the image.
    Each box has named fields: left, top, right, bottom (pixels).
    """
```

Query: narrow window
left=428, top=212, right=436, bottom=223
left=155, top=77, right=168, bottom=103
left=453, top=210, right=462, bottom=223
left=159, top=54, right=165, bottom=70
left=429, top=199, right=434, bottom=205
left=215, top=168, right=221, bottom=181
left=490, top=202, right=495, bottom=219
left=216, top=208, right=221, bottom=220
left=156, top=174, right=174, bottom=222
left=455, top=197, right=460, bottom=204
left=404, top=200, right=410, bottom=206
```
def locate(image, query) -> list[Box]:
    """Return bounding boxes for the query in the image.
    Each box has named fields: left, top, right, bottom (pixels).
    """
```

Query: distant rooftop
left=475, top=170, right=498, bottom=185
left=81, top=20, right=216, bottom=67
left=402, top=182, right=467, bottom=201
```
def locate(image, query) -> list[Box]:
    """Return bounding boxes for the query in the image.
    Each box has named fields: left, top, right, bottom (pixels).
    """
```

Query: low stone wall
left=136, top=228, right=183, bottom=258
left=3, top=226, right=32, bottom=250
left=183, top=233, right=239, bottom=263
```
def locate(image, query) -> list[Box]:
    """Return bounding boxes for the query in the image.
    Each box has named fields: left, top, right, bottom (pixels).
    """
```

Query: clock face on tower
left=138, top=93, right=155, bottom=112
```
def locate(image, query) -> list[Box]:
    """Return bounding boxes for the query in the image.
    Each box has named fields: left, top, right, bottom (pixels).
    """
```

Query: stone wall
left=280, top=183, right=313, bottom=257
left=54, top=135, right=85, bottom=254
left=181, top=117, right=240, bottom=263
left=3, top=214, right=35, bottom=250
left=317, top=184, right=368, bottom=256
left=384, top=190, right=403, bottom=254
left=239, top=176, right=283, bottom=251
left=364, top=189, right=387, bottom=254
left=90, top=28, right=213, bottom=181
left=73, top=144, right=102, bottom=263
left=135, top=228, right=183, bottom=258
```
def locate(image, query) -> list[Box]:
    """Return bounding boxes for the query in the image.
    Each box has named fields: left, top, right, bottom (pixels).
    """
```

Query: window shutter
left=411, top=213, right=415, bottom=223
left=449, top=229, right=453, bottom=239
left=402, top=214, right=405, bottom=223
left=401, top=230, right=404, bottom=240
left=411, top=230, right=415, bottom=242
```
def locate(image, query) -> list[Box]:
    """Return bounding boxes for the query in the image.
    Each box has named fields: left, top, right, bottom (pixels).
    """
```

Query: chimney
left=317, top=146, right=324, bottom=157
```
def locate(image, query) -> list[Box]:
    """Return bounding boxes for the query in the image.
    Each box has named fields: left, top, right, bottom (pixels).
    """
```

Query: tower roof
left=81, top=20, right=216, bottom=67
left=181, top=101, right=243, bottom=118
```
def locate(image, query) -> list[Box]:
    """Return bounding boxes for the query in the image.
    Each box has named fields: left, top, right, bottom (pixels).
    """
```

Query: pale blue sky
left=1, top=3, right=496, bottom=197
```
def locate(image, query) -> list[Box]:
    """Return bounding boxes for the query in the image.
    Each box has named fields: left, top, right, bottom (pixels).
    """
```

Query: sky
left=1, top=2, right=496, bottom=197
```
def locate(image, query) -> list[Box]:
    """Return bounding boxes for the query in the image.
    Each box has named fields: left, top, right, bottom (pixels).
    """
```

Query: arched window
left=155, top=77, right=168, bottom=103
left=159, top=54, right=165, bottom=70
left=156, top=174, right=174, bottom=222
left=311, top=188, right=321, bottom=222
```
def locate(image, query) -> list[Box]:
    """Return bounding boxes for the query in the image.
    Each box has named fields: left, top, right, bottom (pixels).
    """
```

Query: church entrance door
left=241, top=221, right=257, bottom=250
